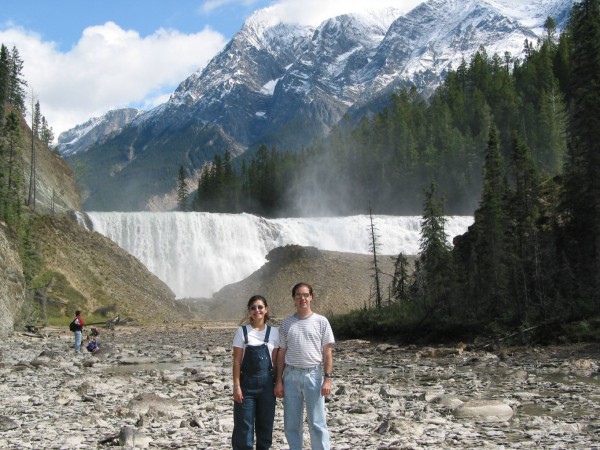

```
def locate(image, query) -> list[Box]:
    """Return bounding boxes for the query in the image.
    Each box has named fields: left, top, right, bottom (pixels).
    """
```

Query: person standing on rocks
left=275, top=282, right=335, bottom=450
left=72, top=310, right=85, bottom=353
left=232, top=295, right=280, bottom=450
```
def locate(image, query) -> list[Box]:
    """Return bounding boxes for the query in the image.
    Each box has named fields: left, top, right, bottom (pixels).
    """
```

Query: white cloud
left=262, top=0, right=423, bottom=27
left=0, top=22, right=227, bottom=137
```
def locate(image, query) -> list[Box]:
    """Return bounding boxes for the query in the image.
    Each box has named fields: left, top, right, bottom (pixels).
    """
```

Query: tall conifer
left=177, top=165, right=187, bottom=211
left=561, top=0, right=600, bottom=311
left=473, top=124, right=509, bottom=319
left=507, top=132, right=542, bottom=323
left=414, top=181, right=453, bottom=316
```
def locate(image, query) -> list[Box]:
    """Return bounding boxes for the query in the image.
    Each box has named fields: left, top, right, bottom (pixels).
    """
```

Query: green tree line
left=189, top=1, right=599, bottom=338
left=0, top=43, right=54, bottom=284
left=332, top=1, right=600, bottom=341
left=190, top=18, right=570, bottom=217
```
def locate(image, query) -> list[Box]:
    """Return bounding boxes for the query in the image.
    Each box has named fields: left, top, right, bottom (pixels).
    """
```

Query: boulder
left=454, top=399, right=514, bottom=422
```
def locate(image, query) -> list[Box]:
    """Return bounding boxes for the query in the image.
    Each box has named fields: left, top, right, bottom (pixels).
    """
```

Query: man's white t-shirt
left=279, top=313, right=334, bottom=368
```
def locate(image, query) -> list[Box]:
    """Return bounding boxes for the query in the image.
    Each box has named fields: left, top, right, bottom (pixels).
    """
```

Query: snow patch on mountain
left=57, top=108, right=142, bottom=156
left=61, top=0, right=574, bottom=161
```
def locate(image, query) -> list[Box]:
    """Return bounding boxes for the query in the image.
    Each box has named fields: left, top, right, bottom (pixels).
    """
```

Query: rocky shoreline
left=0, top=324, right=598, bottom=449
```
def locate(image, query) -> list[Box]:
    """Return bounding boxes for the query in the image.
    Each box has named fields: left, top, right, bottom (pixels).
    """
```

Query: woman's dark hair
left=291, top=282, right=313, bottom=297
left=247, top=295, right=270, bottom=322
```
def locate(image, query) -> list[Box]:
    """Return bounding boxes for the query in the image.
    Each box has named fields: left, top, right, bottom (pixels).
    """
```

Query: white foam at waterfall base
left=86, top=212, right=473, bottom=299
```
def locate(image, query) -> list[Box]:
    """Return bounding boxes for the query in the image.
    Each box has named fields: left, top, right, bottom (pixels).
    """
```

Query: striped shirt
left=279, top=313, right=335, bottom=368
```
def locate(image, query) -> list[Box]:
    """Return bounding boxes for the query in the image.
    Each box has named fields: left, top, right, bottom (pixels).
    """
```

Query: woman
left=232, top=295, right=279, bottom=450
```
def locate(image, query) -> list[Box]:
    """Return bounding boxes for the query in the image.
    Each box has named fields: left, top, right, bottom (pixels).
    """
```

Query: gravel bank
left=0, top=324, right=598, bottom=449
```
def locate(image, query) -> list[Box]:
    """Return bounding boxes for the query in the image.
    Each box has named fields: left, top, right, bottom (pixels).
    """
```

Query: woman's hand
left=274, top=380, right=284, bottom=398
left=233, top=386, right=243, bottom=403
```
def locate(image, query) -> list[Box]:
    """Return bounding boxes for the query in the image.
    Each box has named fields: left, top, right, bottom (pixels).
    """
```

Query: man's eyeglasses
left=249, top=305, right=265, bottom=311
left=294, top=293, right=311, bottom=299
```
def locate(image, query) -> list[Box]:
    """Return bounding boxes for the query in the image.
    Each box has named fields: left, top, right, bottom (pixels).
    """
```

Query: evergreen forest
left=0, top=43, right=54, bottom=289
left=191, top=1, right=600, bottom=341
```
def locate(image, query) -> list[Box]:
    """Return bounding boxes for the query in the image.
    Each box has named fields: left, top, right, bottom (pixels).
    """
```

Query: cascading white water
left=86, top=212, right=473, bottom=299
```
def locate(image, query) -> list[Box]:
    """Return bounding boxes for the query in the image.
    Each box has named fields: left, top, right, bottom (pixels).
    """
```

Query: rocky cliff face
left=18, top=114, right=81, bottom=214
left=0, top=222, right=26, bottom=335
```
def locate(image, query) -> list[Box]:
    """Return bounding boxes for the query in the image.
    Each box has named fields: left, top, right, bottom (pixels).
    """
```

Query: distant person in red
left=72, top=310, right=85, bottom=353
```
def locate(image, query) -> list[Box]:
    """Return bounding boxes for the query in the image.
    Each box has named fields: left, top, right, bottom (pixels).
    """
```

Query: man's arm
left=321, top=343, right=333, bottom=396
left=274, top=348, right=286, bottom=398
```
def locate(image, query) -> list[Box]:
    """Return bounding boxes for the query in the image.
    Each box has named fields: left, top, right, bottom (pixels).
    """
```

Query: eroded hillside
left=32, top=215, right=188, bottom=323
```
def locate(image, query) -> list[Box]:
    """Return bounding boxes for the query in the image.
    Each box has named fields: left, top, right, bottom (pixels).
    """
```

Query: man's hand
left=321, top=377, right=332, bottom=396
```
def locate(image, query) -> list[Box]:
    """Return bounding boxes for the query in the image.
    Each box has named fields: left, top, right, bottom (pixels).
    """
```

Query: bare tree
left=369, top=205, right=383, bottom=309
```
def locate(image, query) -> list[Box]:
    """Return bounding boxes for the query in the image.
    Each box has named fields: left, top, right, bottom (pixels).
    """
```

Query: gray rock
left=0, top=416, right=18, bottom=431
left=454, top=399, right=514, bottom=422
left=127, top=393, right=184, bottom=418
left=119, top=426, right=152, bottom=449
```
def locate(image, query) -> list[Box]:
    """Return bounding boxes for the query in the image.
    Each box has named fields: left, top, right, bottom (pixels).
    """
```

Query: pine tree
left=0, top=111, right=24, bottom=226
left=194, top=164, right=212, bottom=211
left=0, top=45, right=10, bottom=124
left=222, top=150, right=237, bottom=211
left=40, top=116, right=54, bottom=148
left=507, top=132, right=542, bottom=323
left=472, top=124, right=509, bottom=320
left=177, top=165, right=187, bottom=211
left=560, top=0, right=600, bottom=312
left=537, top=85, right=567, bottom=174
left=211, top=154, right=225, bottom=212
left=390, top=252, right=410, bottom=304
left=8, top=46, right=27, bottom=112
left=27, top=100, right=41, bottom=209
left=413, top=181, right=453, bottom=317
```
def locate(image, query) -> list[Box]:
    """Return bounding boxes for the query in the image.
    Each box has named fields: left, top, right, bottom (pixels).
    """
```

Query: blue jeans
left=233, top=371, right=276, bottom=449
left=283, top=366, right=330, bottom=450
left=74, top=330, right=82, bottom=353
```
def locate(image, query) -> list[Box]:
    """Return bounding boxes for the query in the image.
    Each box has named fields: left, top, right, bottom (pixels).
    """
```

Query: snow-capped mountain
left=57, top=108, right=142, bottom=156
left=65, top=0, right=573, bottom=211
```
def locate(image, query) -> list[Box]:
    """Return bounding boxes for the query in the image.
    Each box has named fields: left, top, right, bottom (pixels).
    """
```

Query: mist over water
left=86, top=212, right=473, bottom=299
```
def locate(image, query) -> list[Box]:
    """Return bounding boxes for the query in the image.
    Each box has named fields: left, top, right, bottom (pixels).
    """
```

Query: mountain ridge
left=61, top=0, right=573, bottom=211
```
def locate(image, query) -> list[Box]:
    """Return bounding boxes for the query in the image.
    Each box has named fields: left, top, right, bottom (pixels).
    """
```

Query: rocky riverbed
left=0, top=324, right=598, bottom=449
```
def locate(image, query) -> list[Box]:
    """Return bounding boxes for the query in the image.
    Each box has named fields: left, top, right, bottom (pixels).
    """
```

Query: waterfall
left=86, top=212, right=473, bottom=299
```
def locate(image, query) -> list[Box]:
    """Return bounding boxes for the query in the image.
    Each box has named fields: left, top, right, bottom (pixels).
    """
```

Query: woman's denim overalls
left=232, top=326, right=276, bottom=450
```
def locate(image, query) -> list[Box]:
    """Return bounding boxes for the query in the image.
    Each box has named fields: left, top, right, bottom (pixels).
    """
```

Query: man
left=275, top=282, right=335, bottom=450
left=72, top=310, right=85, bottom=353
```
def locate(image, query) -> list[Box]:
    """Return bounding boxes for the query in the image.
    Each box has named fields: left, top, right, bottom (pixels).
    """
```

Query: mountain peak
left=62, top=0, right=574, bottom=211
left=57, top=108, right=142, bottom=156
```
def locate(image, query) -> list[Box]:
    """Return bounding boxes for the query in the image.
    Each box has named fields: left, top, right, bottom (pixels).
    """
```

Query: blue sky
left=1, top=0, right=267, bottom=51
left=0, top=0, right=418, bottom=138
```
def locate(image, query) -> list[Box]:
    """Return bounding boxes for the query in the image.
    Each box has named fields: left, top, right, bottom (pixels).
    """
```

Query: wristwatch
left=323, top=373, right=334, bottom=379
